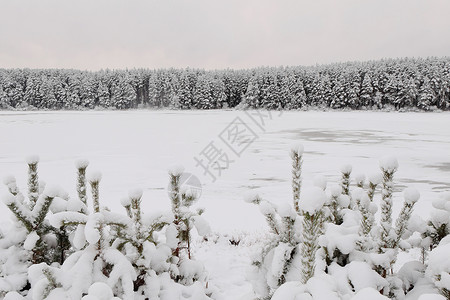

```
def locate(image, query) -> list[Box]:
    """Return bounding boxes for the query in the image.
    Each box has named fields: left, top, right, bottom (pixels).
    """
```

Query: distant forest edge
left=1, top=57, right=449, bottom=111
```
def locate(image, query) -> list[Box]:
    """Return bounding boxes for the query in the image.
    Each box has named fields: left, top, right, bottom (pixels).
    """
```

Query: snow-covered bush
left=0, top=158, right=211, bottom=299
left=246, top=145, right=441, bottom=299
left=0, top=157, right=71, bottom=296
left=424, top=192, right=450, bottom=299
left=245, top=144, right=326, bottom=298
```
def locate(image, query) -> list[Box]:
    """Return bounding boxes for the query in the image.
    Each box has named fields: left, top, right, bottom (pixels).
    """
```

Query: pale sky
left=0, top=0, right=449, bottom=70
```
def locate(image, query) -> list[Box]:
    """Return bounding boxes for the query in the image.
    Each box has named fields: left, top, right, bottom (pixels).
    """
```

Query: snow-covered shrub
left=423, top=192, right=450, bottom=252
left=167, top=166, right=211, bottom=285
left=0, top=157, right=71, bottom=296
left=425, top=192, right=450, bottom=299
left=322, top=157, right=422, bottom=297
left=426, top=236, right=450, bottom=299
left=246, top=146, right=434, bottom=299
left=1, top=158, right=211, bottom=299
left=246, top=144, right=326, bottom=298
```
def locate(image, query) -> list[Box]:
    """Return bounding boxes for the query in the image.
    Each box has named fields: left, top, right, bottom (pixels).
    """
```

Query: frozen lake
left=1, top=110, right=449, bottom=232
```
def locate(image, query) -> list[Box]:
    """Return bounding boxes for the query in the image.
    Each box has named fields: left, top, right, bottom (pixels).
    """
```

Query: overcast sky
left=0, top=0, right=449, bottom=71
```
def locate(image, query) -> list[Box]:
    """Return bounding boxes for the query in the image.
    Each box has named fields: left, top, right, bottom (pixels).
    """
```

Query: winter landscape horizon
left=2, top=0, right=450, bottom=299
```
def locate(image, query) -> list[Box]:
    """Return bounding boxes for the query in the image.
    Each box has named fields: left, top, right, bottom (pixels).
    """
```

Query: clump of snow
left=328, top=185, right=342, bottom=197
left=193, top=216, right=211, bottom=236
left=85, top=213, right=103, bottom=244
left=25, top=155, right=40, bottom=165
left=432, top=198, right=446, bottom=210
left=23, top=232, right=40, bottom=250
left=429, top=210, right=449, bottom=228
left=426, top=236, right=450, bottom=291
left=128, top=188, right=143, bottom=200
left=73, top=225, right=87, bottom=250
left=351, top=187, right=365, bottom=201
left=2, top=193, right=16, bottom=205
left=340, top=164, right=352, bottom=174
left=243, top=192, right=261, bottom=204
left=84, top=282, right=114, bottom=300
left=307, top=274, right=340, bottom=299
left=313, top=175, right=327, bottom=190
left=120, top=197, right=131, bottom=207
left=44, top=185, right=62, bottom=198
left=178, top=259, right=205, bottom=284
left=379, top=156, right=399, bottom=171
left=368, top=172, right=383, bottom=185
left=277, top=202, right=297, bottom=219
left=398, top=261, right=425, bottom=292
left=348, top=261, right=388, bottom=292
left=271, top=281, right=308, bottom=300
left=67, top=197, right=86, bottom=212
left=432, top=192, right=450, bottom=211
left=259, top=200, right=276, bottom=216
left=404, top=187, right=420, bottom=204
left=165, top=224, right=178, bottom=249
left=338, top=195, right=351, bottom=208
left=299, top=187, right=326, bottom=215
left=290, top=142, right=304, bottom=156
left=75, top=159, right=89, bottom=169
left=88, top=171, right=102, bottom=183
left=354, top=173, right=365, bottom=184
left=369, top=202, right=378, bottom=214
left=322, top=222, right=359, bottom=255
left=168, top=164, right=184, bottom=176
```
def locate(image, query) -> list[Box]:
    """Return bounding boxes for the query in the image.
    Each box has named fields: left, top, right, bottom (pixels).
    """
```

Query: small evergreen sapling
left=1, top=157, right=60, bottom=265
left=299, top=187, right=326, bottom=283
left=246, top=143, right=330, bottom=297
left=114, top=188, right=173, bottom=295
left=379, top=156, right=399, bottom=252
left=167, top=166, right=210, bottom=285
left=424, top=193, right=450, bottom=298
left=49, top=171, right=137, bottom=299
left=291, top=143, right=303, bottom=214
left=423, top=192, right=450, bottom=251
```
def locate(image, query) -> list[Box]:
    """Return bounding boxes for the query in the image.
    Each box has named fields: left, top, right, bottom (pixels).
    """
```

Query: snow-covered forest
left=1, top=57, right=449, bottom=111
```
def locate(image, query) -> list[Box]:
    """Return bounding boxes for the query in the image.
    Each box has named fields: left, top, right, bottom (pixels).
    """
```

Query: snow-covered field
left=1, top=110, right=449, bottom=231
left=1, top=110, right=449, bottom=299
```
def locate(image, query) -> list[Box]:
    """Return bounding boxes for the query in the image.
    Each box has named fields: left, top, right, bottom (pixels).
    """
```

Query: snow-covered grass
left=0, top=110, right=449, bottom=299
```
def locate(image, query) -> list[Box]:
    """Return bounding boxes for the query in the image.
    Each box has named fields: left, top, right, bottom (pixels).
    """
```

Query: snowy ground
left=1, top=110, right=449, bottom=299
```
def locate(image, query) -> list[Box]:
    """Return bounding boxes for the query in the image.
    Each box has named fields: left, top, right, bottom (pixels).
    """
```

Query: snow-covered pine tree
left=424, top=193, right=450, bottom=299
left=245, top=143, right=329, bottom=297
left=2, top=156, right=59, bottom=265
left=340, top=164, right=352, bottom=207
left=114, top=188, right=173, bottom=296
left=0, top=157, right=77, bottom=296
left=48, top=171, right=137, bottom=299
left=378, top=156, right=398, bottom=252
left=360, top=73, right=374, bottom=107
left=299, top=188, right=326, bottom=283
left=423, top=192, right=450, bottom=252
left=243, top=75, right=260, bottom=109
left=167, top=166, right=210, bottom=285
left=291, top=143, right=303, bottom=214
left=245, top=145, right=307, bottom=298
left=418, top=76, right=435, bottom=110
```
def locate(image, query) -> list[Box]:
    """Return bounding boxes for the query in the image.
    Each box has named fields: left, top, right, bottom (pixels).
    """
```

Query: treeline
left=0, top=57, right=449, bottom=111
